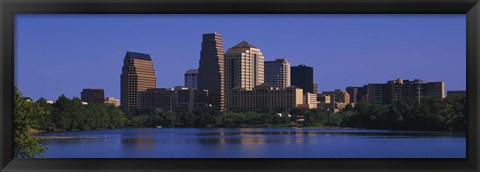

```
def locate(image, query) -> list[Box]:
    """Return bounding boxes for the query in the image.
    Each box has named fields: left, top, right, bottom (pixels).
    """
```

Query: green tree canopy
left=14, top=86, right=49, bottom=158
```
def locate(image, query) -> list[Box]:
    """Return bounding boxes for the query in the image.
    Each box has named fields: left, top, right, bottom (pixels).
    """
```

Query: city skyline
left=16, top=14, right=466, bottom=100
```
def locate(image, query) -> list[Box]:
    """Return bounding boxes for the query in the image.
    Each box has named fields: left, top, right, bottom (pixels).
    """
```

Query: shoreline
left=30, top=126, right=465, bottom=134
left=34, top=136, right=106, bottom=140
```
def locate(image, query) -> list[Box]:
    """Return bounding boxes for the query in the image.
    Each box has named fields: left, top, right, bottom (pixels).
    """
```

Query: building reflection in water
left=120, top=133, right=157, bottom=151
left=197, top=128, right=316, bottom=146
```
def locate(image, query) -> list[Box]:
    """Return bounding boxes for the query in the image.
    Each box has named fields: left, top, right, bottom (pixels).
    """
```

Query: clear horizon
left=16, top=14, right=466, bottom=100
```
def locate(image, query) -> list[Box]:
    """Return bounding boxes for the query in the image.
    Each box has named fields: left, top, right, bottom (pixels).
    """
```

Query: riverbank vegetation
left=125, top=96, right=465, bottom=131
left=15, top=87, right=127, bottom=157
left=19, top=88, right=466, bottom=133
left=14, top=87, right=48, bottom=158
left=35, top=95, right=126, bottom=131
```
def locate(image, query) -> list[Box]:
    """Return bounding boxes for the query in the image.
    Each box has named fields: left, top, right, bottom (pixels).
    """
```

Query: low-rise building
left=300, top=92, right=317, bottom=109
left=322, top=89, right=350, bottom=104
left=104, top=97, right=120, bottom=107
left=365, top=78, right=444, bottom=105
left=137, top=86, right=209, bottom=113
left=316, top=94, right=331, bottom=111
left=447, top=90, right=466, bottom=97
left=227, top=84, right=303, bottom=112
left=81, top=88, right=105, bottom=104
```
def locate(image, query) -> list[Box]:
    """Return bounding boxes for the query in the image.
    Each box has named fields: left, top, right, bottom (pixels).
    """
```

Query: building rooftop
left=232, top=41, right=257, bottom=49
left=185, top=69, right=199, bottom=75
left=125, top=51, right=152, bottom=61
left=82, top=88, right=104, bottom=91
left=255, top=83, right=276, bottom=89
left=266, top=58, right=289, bottom=63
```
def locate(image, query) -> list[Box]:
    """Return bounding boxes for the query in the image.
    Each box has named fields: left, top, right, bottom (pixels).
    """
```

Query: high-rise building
left=137, top=86, right=209, bottom=113
left=265, top=58, right=290, bottom=89
left=365, top=78, right=445, bottom=105
left=224, top=41, right=265, bottom=90
left=120, top=51, right=157, bottom=110
left=228, top=84, right=303, bottom=112
left=291, top=64, right=314, bottom=94
left=81, top=88, right=105, bottom=104
left=184, top=69, right=198, bottom=89
left=224, top=41, right=265, bottom=110
left=197, top=33, right=225, bottom=111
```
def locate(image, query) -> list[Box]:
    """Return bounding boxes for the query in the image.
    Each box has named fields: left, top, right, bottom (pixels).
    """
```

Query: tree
left=14, top=86, right=48, bottom=158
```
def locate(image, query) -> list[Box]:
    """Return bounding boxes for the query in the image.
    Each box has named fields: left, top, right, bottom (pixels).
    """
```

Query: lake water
left=36, top=128, right=466, bottom=158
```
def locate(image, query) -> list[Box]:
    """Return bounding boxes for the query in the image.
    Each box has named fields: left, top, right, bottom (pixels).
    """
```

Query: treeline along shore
left=28, top=90, right=465, bottom=132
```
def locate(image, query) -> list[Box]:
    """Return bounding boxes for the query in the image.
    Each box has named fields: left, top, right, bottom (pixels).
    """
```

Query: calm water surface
left=36, top=128, right=466, bottom=158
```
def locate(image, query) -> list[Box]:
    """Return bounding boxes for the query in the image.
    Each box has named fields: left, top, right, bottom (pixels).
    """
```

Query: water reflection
left=198, top=137, right=267, bottom=145
left=121, top=138, right=156, bottom=145
left=38, top=128, right=467, bottom=158
left=196, top=131, right=465, bottom=138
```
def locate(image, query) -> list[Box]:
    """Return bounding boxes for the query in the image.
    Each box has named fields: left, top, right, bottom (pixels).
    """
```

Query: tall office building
left=224, top=41, right=265, bottom=90
left=120, top=51, right=157, bottom=110
left=224, top=41, right=265, bottom=109
left=197, top=33, right=225, bottom=111
left=265, top=58, right=290, bottom=89
left=81, top=88, right=105, bottom=104
left=184, top=69, right=198, bottom=89
left=291, top=64, right=314, bottom=94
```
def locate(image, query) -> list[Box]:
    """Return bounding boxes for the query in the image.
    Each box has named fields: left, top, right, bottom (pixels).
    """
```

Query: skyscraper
left=197, top=33, right=225, bottom=111
left=265, top=58, right=290, bottom=89
left=184, top=69, right=198, bottom=89
left=291, top=64, right=314, bottom=93
left=224, top=41, right=264, bottom=90
left=120, top=51, right=156, bottom=110
left=81, top=88, right=105, bottom=104
left=224, top=41, right=264, bottom=109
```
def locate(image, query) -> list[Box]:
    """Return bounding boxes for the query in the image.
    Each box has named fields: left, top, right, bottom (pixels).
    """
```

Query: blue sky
left=15, top=14, right=466, bottom=100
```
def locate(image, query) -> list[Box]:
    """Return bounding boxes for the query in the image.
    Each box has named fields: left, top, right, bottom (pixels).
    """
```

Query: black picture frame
left=1, top=0, right=479, bottom=171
